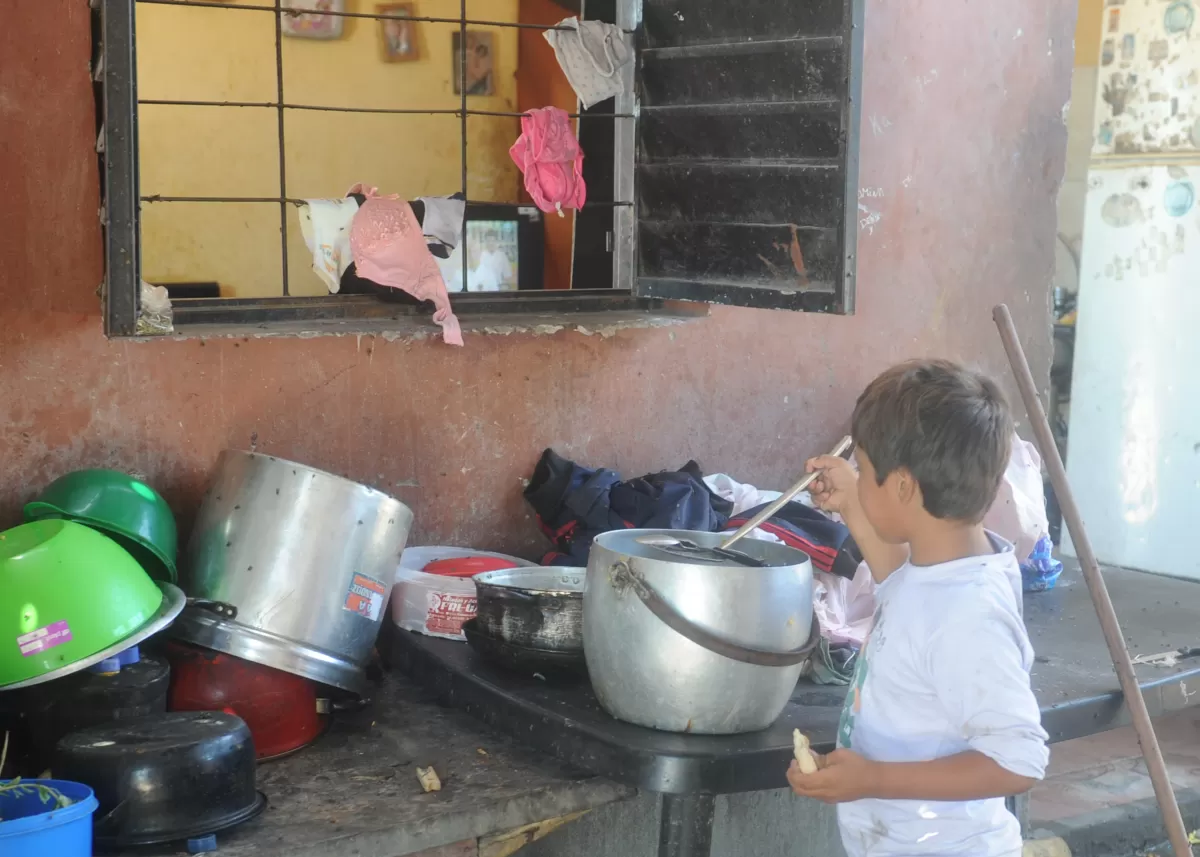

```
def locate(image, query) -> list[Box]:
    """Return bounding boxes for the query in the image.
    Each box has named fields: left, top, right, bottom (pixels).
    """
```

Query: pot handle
left=187, top=599, right=239, bottom=620
left=317, top=697, right=372, bottom=714
left=610, top=562, right=821, bottom=668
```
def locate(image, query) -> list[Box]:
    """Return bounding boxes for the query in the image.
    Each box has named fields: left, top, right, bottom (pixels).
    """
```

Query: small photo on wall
left=452, top=31, right=495, bottom=96
left=378, top=3, right=419, bottom=62
left=281, top=0, right=345, bottom=40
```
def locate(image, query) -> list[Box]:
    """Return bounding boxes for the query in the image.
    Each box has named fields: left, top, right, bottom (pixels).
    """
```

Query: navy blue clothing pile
left=523, top=449, right=731, bottom=566
left=523, top=450, right=862, bottom=578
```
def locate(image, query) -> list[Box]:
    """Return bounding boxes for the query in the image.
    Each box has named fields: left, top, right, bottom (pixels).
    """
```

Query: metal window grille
left=130, top=0, right=636, bottom=299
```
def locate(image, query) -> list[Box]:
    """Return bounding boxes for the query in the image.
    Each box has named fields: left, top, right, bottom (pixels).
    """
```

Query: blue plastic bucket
left=0, top=779, right=98, bottom=857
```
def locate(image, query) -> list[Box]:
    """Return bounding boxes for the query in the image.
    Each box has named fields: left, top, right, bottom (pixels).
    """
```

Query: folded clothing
left=524, top=449, right=730, bottom=567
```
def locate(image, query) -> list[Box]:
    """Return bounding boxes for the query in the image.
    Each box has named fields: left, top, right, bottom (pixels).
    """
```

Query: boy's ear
left=892, top=466, right=920, bottom=507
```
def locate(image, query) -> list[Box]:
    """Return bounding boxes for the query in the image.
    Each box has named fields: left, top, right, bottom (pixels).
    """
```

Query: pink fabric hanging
left=347, top=184, right=463, bottom=346
left=509, top=107, right=586, bottom=216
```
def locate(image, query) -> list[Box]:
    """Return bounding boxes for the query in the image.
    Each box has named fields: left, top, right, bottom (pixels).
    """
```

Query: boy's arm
left=790, top=606, right=1049, bottom=804
left=788, top=748, right=1036, bottom=804
left=839, top=501, right=908, bottom=583
left=806, top=455, right=908, bottom=581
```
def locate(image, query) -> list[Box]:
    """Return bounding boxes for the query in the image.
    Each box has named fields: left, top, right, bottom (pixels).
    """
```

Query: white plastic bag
left=813, top=563, right=876, bottom=646
left=983, top=433, right=1049, bottom=561
left=391, top=547, right=535, bottom=641
left=135, top=280, right=174, bottom=335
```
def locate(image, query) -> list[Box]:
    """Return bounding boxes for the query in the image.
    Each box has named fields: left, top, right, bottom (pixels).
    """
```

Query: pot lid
left=592, top=529, right=813, bottom=569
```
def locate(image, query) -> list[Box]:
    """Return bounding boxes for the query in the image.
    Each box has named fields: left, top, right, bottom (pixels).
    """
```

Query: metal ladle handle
left=719, top=435, right=854, bottom=550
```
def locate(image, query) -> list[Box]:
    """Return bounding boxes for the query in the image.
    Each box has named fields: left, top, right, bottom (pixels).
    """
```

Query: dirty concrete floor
left=1032, top=708, right=1200, bottom=854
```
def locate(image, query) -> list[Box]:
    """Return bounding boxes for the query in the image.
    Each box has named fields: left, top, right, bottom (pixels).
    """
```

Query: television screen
left=438, top=220, right=519, bottom=292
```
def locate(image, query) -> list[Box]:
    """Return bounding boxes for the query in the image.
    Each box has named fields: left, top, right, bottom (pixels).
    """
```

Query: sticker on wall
left=1191, top=116, right=1200, bottom=148
left=1097, top=121, right=1115, bottom=147
left=343, top=573, right=387, bottom=622
left=1101, top=193, right=1146, bottom=228
left=1120, top=33, right=1136, bottom=61
left=1163, top=181, right=1195, bottom=217
left=1101, top=38, right=1115, bottom=65
left=1108, top=7, right=1122, bottom=33
left=1164, top=1, right=1195, bottom=34
left=17, top=621, right=72, bottom=657
left=1148, top=39, right=1169, bottom=62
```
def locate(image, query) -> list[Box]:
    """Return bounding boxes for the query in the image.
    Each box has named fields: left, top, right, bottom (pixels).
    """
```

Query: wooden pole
left=993, top=304, right=1193, bottom=857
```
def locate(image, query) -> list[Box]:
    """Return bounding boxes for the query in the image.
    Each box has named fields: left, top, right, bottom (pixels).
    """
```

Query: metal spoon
left=719, top=435, right=853, bottom=550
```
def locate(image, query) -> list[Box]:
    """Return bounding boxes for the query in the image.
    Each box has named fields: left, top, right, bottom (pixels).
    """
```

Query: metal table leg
left=1006, top=793, right=1030, bottom=839
left=658, top=793, right=716, bottom=857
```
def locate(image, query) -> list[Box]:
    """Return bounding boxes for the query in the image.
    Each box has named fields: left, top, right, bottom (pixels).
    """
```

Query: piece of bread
left=416, top=766, right=443, bottom=792
left=792, top=729, right=818, bottom=774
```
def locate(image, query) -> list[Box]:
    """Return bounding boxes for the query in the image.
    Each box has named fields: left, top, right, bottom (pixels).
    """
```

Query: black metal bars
left=137, top=0, right=634, bottom=32
left=138, top=99, right=634, bottom=119
left=272, top=0, right=289, bottom=293
left=134, top=0, right=629, bottom=298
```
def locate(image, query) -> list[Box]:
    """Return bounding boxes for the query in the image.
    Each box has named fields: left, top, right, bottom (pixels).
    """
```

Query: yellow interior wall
left=137, top=0, right=520, bottom=297
left=1074, top=0, right=1104, bottom=67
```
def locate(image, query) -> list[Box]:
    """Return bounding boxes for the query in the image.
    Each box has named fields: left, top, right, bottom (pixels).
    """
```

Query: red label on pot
left=425, top=592, right=477, bottom=636
left=17, top=620, right=73, bottom=656
left=344, top=573, right=387, bottom=622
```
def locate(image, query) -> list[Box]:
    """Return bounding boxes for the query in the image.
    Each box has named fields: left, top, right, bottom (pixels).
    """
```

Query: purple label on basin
left=17, top=620, right=73, bottom=656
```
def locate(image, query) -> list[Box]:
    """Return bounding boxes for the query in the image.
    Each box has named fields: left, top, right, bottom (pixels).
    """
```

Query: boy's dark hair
left=852, top=359, right=1013, bottom=522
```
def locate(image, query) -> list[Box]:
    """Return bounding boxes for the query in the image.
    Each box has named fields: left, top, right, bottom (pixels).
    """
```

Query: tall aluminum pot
left=174, top=450, right=413, bottom=694
left=584, top=530, right=817, bottom=734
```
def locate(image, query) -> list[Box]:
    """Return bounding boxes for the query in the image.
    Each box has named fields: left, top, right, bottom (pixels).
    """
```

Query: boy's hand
left=787, top=749, right=876, bottom=804
left=805, top=455, right=859, bottom=518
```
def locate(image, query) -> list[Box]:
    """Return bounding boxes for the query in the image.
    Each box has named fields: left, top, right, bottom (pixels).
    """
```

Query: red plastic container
left=422, top=556, right=520, bottom=578
left=165, top=642, right=325, bottom=760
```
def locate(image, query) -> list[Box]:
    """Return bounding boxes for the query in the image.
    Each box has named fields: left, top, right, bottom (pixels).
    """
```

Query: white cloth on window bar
left=298, top=197, right=360, bottom=293
left=543, top=17, right=632, bottom=109
left=417, top=195, right=466, bottom=253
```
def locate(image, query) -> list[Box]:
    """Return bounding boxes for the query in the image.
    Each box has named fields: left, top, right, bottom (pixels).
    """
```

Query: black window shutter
left=633, top=0, right=864, bottom=314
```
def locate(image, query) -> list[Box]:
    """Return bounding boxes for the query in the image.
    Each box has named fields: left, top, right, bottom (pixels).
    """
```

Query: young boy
left=789, top=359, right=1049, bottom=857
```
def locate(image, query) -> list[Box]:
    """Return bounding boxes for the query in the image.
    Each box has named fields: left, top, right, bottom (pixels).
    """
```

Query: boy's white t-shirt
left=836, top=534, right=1049, bottom=857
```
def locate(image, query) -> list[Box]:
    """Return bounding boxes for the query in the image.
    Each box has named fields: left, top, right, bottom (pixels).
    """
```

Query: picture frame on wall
left=452, top=31, right=495, bottom=96
left=377, top=3, right=419, bottom=62
left=281, top=0, right=345, bottom=40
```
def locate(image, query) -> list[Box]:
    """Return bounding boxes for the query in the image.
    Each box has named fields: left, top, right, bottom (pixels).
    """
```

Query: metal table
left=390, top=563, right=1200, bottom=857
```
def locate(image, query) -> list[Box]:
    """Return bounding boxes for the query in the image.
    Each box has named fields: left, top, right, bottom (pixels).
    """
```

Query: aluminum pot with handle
left=584, top=529, right=818, bottom=735
left=175, top=450, right=413, bottom=694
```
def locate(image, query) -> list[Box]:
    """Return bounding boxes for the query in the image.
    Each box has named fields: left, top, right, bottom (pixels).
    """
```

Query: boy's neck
left=906, top=519, right=994, bottom=568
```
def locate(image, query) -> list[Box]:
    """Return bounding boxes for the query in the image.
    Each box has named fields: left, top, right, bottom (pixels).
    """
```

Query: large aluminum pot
left=174, top=450, right=413, bottom=694
left=584, top=529, right=816, bottom=734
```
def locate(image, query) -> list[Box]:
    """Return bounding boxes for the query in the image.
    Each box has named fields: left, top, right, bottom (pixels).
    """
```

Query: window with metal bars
left=97, top=0, right=864, bottom=338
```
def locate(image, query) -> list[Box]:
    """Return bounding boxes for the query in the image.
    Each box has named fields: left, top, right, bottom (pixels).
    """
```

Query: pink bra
left=509, top=107, right=587, bottom=216
left=347, top=184, right=463, bottom=346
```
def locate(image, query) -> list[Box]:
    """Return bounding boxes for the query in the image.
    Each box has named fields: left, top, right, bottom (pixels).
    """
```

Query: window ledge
left=140, top=301, right=710, bottom=342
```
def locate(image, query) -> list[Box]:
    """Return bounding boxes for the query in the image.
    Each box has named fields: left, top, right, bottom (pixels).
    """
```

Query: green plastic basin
left=0, top=520, right=165, bottom=689
left=24, top=470, right=177, bottom=583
